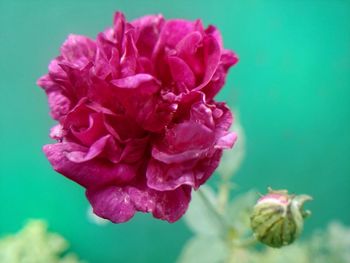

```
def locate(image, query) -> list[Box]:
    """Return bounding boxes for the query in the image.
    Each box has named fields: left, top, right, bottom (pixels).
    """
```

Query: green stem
left=217, top=182, right=230, bottom=213
left=234, top=236, right=258, bottom=248
left=197, top=188, right=231, bottom=233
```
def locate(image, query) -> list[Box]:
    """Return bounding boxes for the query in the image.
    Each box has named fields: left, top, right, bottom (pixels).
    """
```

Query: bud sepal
left=250, top=188, right=312, bottom=248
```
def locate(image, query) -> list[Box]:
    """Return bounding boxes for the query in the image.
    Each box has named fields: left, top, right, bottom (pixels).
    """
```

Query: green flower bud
left=250, top=188, right=312, bottom=248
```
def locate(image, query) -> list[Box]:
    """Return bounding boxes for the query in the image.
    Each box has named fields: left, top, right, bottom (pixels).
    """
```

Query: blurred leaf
left=217, top=115, right=246, bottom=180
left=0, top=220, right=85, bottom=263
left=184, top=185, right=222, bottom=236
left=309, top=221, right=350, bottom=263
left=228, top=247, right=257, bottom=263
left=257, top=244, right=309, bottom=263
left=327, top=222, right=350, bottom=262
left=234, top=221, right=350, bottom=263
left=226, top=190, right=257, bottom=236
left=228, top=243, right=308, bottom=263
left=176, top=236, right=228, bottom=263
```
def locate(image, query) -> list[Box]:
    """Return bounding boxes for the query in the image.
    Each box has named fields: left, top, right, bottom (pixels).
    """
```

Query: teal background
left=0, top=0, right=349, bottom=262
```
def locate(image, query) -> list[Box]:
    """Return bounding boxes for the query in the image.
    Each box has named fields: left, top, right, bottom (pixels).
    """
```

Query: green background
left=0, top=0, right=349, bottom=262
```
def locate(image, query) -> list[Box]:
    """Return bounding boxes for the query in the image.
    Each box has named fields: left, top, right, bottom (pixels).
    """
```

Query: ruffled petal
left=47, top=90, right=71, bottom=120
left=38, top=11, right=238, bottom=224
left=87, top=186, right=137, bottom=223
left=132, top=14, right=164, bottom=58
left=146, top=150, right=222, bottom=191
left=194, top=35, right=221, bottom=91
left=43, top=142, right=136, bottom=188
left=152, top=185, right=191, bottom=222
left=60, top=34, right=96, bottom=68
left=111, top=74, right=176, bottom=132
left=168, top=56, right=196, bottom=89
left=152, top=121, right=215, bottom=164
left=146, top=158, right=197, bottom=190
left=87, top=184, right=191, bottom=223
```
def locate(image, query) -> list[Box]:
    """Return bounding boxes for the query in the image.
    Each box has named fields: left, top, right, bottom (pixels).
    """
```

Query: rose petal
left=66, top=135, right=113, bottom=163
left=216, top=132, right=237, bottom=149
left=87, top=184, right=191, bottom=223
left=152, top=122, right=215, bottom=164
left=132, top=14, right=164, bottom=58
left=168, top=56, right=196, bottom=89
left=61, top=34, right=96, bottom=68
left=87, top=186, right=136, bottom=223
left=43, top=142, right=136, bottom=188
left=38, top=11, right=238, bottom=224
left=71, top=113, right=106, bottom=146
left=120, top=32, right=138, bottom=77
left=194, top=35, right=221, bottom=91
left=147, top=158, right=196, bottom=190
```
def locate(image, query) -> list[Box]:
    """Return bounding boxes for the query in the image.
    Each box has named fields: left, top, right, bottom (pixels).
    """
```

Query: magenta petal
left=120, top=32, right=138, bottom=77
left=216, top=132, right=237, bottom=149
left=152, top=185, right=191, bottom=222
left=221, top=50, right=239, bottom=68
left=87, top=186, right=136, bottom=223
left=94, top=47, right=120, bottom=79
left=111, top=74, right=176, bottom=132
left=152, top=122, right=215, bottom=163
left=156, top=19, right=198, bottom=49
left=137, top=56, right=154, bottom=74
left=176, top=31, right=202, bottom=56
left=49, top=124, right=66, bottom=140
left=147, top=158, right=196, bottom=190
left=113, top=11, right=126, bottom=51
left=190, top=101, right=215, bottom=129
left=132, top=14, right=164, bottom=58
left=205, top=25, right=224, bottom=50
left=111, top=73, right=159, bottom=93
left=48, top=58, right=67, bottom=80
left=47, top=90, right=71, bottom=121
left=194, top=150, right=223, bottom=187
left=66, top=135, right=112, bottom=163
left=120, top=137, right=149, bottom=163
left=60, top=34, right=96, bottom=68
left=147, top=149, right=223, bottom=191
left=87, top=184, right=191, bottom=223
left=168, top=56, right=196, bottom=88
left=214, top=102, right=234, bottom=131
left=38, top=11, right=238, bottom=224
left=43, top=142, right=136, bottom=188
left=202, top=51, right=239, bottom=99
left=152, top=146, right=210, bottom=164
left=175, top=32, right=203, bottom=76
left=71, top=113, right=106, bottom=146
left=195, top=36, right=221, bottom=90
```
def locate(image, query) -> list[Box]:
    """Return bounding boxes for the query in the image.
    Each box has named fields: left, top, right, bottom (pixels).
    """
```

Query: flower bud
left=250, top=188, right=312, bottom=248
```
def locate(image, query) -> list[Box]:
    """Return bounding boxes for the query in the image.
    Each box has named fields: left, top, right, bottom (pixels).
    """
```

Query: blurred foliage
left=0, top=220, right=84, bottom=263
left=228, top=221, right=350, bottom=263
left=178, top=185, right=350, bottom=263
left=184, top=185, right=223, bottom=237
left=178, top=117, right=350, bottom=263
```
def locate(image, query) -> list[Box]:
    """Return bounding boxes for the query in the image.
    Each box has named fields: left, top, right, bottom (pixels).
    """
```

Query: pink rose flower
left=38, top=12, right=238, bottom=223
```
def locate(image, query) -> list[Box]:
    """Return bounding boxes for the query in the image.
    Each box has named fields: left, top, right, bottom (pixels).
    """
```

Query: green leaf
left=184, top=185, right=222, bottom=236
left=176, top=236, right=228, bottom=263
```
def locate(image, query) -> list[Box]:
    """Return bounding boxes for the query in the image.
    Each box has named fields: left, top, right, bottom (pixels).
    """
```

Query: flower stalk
left=197, top=188, right=231, bottom=233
